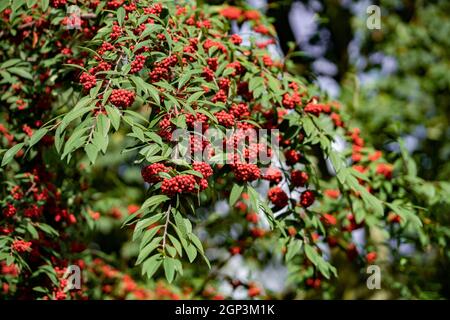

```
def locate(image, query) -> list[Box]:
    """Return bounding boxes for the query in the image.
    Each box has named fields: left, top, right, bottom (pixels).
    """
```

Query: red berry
left=366, top=252, right=377, bottom=263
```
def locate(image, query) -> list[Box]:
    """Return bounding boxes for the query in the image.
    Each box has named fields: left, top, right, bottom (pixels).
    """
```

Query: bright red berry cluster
left=110, top=24, right=122, bottom=40
left=11, top=239, right=32, bottom=253
left=300, top=190, right=315, bottom=208
left=2, top=204, right=16, bottom=218
left=109, top=89, right=135, bottom=108
left=232, top=163, right=260, bottom=182
left=230, top=103, right=250, bottom=119
left=193, top=162, right=213, bottom=179
left=161, top=175, right=197, bottom=196
left=215, top=111, right=235, bottom=128
left=262, top=167, right=282, bottom=184
left=130, top=55, right=146, bottom=74
left=149, top=55, right=178, bottom=82
left=230, top=34, right=242, bottom=45
left=291, top=170, right=308, bottom=187
left=79, top=72, right=96, bottom=90
left=282, top=92, right=301, bottom=109
left=268, top=186, right=289, bottom=208
left=141, top=163, right=171, bottom=183
left=285, top=150, right=301, bottom=165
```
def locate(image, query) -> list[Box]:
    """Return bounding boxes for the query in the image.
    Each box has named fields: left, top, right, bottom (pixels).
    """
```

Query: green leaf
left=105, top=105, right=121, bottom=130
left=8, top=67, right=32, bottom=80
left=184, top=243, right=197, bottom=262
left=142, top=254, right=162, bottom=278
left=0, top=1, right=10, bottom=13
left=28, top=128, right=48, bottom=147
left=85, top=143, right=99, bottom=164
left=2, top=143, right=24, bottom=166
left=229, top=184, right=244, bottom=206
left=140, top=195, right=170, bottom=211
left=1, top=59, right=21, bottom=69
left=36, top=223, right=59, bottom=237
left=60, top=97, right=95, bottom=130
left=168, top=234, right=183, bottom=257
left=286, top=239, right=303, bottom=262
left=136, top=237, right=162, bottom=265
left=189, top=233, right=204, bottom=254
left=304, top=244, right=319, bottom=265
left=117, top=7, right=125, bottom=26
left=134, top=214, right=163, bottom=241
left=26, top=224, right=39, bottom=239
left=140, top=226, right=163, bottom=249
left=41, top=0, right=49, bottom=11
left=186, top=90, right=204, bottom=105
left=163, top=257, right=176, bottom=283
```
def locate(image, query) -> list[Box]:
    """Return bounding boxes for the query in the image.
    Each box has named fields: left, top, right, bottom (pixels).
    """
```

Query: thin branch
left=161, top=204, right=172, bottom=253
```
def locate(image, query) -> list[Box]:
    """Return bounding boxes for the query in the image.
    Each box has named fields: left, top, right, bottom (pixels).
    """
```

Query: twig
left=161, top=204, right=172, bottom=253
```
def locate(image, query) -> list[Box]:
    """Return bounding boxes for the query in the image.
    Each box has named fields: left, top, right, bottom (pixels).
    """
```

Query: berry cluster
left=207, top=58, right=218, bottom=70
left=218, top=78, right=231, bottom=91
left=109, top=89, right=135, bottom=108
left=285, top=150, right=301, bottom=165
left=2, top=204, right=16, bottom=218
left=211, top=89, right=227, bottom=103
left=161, top=175, right=197, bottom=196
left=268, top=186, right=289, bottom=208
left=98, top=41, right=114, bottom=55
left=376, top=163, right=393, bottom=179
left=262, top=167, right=282, bottom=184
left=232, top=163, right=260, bottom=182
left=282, top=92, right=301, bottom=109
left=51, top=0, right=67, bottom=8
left=110, top=24, right=122, bottom=40
left=202, top=67, right=215, bottom=82
left=185, top=112, right=208, bottom=130
left=304, top=103, right=330, bottom=116
left=193, top=162, right=213, bottom=179
left=11, top=239, right=32, bottom=253
left=230, top=103, right=250, bottom=119
left=320, top=213, right=337, bottom=226
left=130, top=55, right=146, bottom=74
left=226, top=61, right=244, bottom=76
left=215, top=111, right=235, bottom=127
left=300, top=190, right=315, bottom=208
left=230, top=34, right=242, bottom=45
left=291, top=170, right=308, bottom=187
left=149, top=55, right=178, bottom=82
left=141, top=163, right=171, bottom=183
left=79, top=72, right=96, bottom=90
